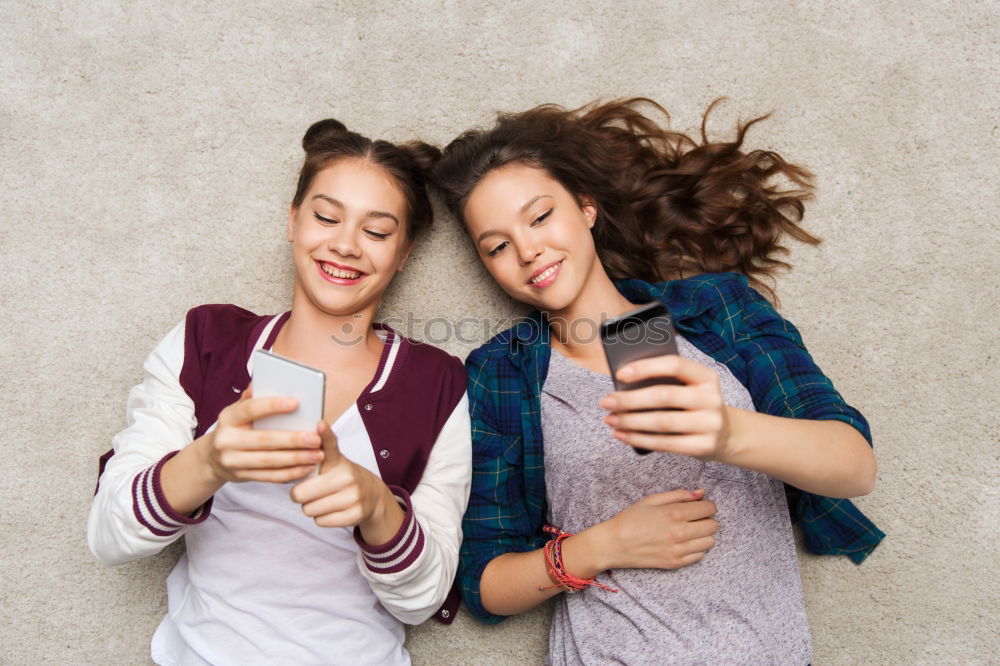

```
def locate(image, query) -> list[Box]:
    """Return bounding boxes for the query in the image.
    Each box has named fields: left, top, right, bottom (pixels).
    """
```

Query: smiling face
left=462, top=163, right=602, bottom=316
left=287, top=157, right=412, bottom=319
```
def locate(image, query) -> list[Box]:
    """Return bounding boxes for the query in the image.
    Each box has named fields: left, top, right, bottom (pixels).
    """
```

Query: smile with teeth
left=529, top=261, right=562, bottom=285
left=318, top=261, right=364, bottom=280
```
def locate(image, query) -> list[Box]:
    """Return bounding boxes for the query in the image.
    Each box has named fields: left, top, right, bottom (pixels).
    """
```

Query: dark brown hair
left=294, top=119, right=440, bottom=240
left=430, top=98, right=819, bottom=299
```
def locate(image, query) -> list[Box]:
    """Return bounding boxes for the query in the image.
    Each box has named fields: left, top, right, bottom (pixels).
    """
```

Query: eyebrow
left=311, top=194, right=400, bottom=226
left=475, top=194, right=553, bottom=244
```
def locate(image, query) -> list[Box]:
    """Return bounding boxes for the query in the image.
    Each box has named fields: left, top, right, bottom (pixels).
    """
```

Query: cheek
left=485, top=256, right=522, bottom=288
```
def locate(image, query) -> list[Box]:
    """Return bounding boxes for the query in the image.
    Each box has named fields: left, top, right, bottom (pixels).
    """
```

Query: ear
left=579, top=195, right=598, bottom=230
left=287, top=206, right=297, bottom=242
left=396, top=239, right=415, bottom=274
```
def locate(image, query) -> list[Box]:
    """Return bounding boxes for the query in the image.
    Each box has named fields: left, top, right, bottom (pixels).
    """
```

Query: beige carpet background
left=2, top=1, right=997, bottom=664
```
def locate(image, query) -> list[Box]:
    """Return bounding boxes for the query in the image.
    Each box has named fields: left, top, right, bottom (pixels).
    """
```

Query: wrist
left=358, top=481, right=404, bottom=546
left=190, top=435, right=226, bottom=487
left=563, top=523, right=612, bottom=576
left=717, top=405, right=750, bottom=465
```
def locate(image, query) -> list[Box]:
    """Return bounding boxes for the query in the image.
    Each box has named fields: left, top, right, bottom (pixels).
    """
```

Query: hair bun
left=397, top=141, right=443, bottom=174
left=302, top=119, right=349, bottom=153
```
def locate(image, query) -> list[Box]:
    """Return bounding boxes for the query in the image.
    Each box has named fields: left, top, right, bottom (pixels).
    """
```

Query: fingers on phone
left=217, top=429, right=320, bottom=450
left=620, top=355, right=715, bottom=385
left=239, top=466, right=316, bottom=483
left=221, top=449, right=323, bottom=471
left=605, top=383, right=704, bottom=413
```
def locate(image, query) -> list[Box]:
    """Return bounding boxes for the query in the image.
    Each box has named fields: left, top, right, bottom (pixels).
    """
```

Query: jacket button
left=440, top=609, right=450, bottom=619
left=379, top=449, right=390, bottom=459
left=364, top=403, right=373, bottom=411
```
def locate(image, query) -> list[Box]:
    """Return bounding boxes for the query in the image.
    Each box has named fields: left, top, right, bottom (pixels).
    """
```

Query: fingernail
left=619, top=366, right=634, bottom=379
left=691, top=489, right=705, bottom=498
left=283, top=399, right=297, bottom=410
left=604, top=415, right=618, bottom=427
left=600, top=396, right=616, bottom=409
left=306, top=434, right=321, bottom=446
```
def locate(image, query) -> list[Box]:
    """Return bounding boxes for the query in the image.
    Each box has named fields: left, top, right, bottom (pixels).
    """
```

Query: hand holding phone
left=600, top=302, right=682, bottom=454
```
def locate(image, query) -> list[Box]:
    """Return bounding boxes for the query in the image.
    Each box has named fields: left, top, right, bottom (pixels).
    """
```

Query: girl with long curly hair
left=429, top=98, right=883, bottom=664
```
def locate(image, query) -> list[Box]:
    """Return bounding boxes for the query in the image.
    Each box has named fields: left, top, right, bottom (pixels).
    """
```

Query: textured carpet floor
left=1, top=1, right=997, bottom=663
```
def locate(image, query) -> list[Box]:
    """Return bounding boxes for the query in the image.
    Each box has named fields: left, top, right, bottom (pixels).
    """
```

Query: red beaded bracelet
left=539, top=525, right=618, bottom=593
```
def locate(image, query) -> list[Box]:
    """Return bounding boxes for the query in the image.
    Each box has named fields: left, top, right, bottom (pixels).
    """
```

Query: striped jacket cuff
left=353, top=486, right=425, bottom=574
left=131, top=450, right=213, bottom=537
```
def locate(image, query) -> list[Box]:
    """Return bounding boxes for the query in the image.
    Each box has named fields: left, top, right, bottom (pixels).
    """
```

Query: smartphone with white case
left=251, top=349, right=326, bottom=432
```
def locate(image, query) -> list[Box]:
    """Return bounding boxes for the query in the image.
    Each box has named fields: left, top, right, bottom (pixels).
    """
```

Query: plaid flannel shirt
left=460, top=272, right=884, bottom=623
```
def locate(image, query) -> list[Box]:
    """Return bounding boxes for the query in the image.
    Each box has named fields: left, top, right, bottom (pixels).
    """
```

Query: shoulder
left=184, top=304, right=281, bottom=353
left=465, top=333, right=512, bottom=369
left=657, top=272, right=754, bottom=311
left=464, top=327, right=527, bottom=396
left=391, top=333, right=467, bottom=408
left=400, top=335, right=465, bottom=382
left=179, top=305, right=280, bottom=408
left=184, top=303, right=269, bottom=336
left=652, top=273, right=783, bottom=336
left=465, top=314, right=545, bottom=369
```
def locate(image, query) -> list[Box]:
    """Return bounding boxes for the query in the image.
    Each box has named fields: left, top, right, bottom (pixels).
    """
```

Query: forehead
left=464, top=164, right=566, bottom=224
left=308, top=158, right=407, bottom=216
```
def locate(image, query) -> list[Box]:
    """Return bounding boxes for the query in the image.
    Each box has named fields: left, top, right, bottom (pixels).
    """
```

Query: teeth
left=530, top=264, right=558, bottom=284
left=321, top=263, right=361, bottom=280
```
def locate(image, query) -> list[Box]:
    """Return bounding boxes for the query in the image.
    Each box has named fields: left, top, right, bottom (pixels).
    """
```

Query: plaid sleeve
left=458, top=347, right=547, bottom=624
left=725, top=279, right=872, bottom=442
left=725, top=277, right=885, bottom=563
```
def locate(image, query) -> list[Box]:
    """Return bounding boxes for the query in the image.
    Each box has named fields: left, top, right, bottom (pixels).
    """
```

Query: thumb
left=317, top=420, right=342, bottom=474
left=639, top=488, right=705, bottom=506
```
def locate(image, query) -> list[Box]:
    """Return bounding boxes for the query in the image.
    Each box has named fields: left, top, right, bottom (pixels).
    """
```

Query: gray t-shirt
left=541, top=336, right=811, bottom=665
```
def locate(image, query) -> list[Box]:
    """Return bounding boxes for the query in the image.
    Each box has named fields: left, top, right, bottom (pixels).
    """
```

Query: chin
left=513, top=289, right=574, bottom=314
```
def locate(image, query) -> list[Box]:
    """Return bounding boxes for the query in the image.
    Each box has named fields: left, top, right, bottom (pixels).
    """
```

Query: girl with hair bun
left=89, top=120, right=470, bottom=665
left=431, top=98, right=883, bottom=664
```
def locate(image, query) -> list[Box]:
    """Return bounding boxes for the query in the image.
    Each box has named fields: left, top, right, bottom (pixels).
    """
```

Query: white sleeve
left=86, top=320, right=209, bottom=567
left=353, top=393, right=472, bottom=625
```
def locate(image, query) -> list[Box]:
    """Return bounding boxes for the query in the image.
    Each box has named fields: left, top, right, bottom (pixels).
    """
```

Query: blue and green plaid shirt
left=460, top=272, right=884, bottom=623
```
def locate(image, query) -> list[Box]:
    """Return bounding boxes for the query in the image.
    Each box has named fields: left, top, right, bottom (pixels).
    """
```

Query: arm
left=291, top=396, right=472, bottom=625
left=723, top=409, right=875, bottom=497
left=359, top=396, right=472, bottom=624
left=88, top=321, right=326, bottom=567
left=87, top=321, right=207, bottom=566
left=605, top=356, right=876, bottom=497
left=604, top=280, right=877, bottom=498
left=478, top=489, right=715, bottom=616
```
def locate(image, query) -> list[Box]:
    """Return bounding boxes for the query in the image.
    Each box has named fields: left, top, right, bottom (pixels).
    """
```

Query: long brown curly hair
left=430, top=98, right=819, bottom=300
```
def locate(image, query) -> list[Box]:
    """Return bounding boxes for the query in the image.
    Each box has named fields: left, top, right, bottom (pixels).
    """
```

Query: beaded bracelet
left=539, top=525, right=618, bottom=593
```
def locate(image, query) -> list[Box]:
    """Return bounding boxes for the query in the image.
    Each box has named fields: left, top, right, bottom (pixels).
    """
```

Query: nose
left=515, top=238, right=543, bottom=265
left=327, top=224, right=362, bottom=258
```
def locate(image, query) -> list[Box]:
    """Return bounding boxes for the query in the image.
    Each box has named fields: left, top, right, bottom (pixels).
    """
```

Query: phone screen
left=600, top=302, right=681, bottom=392
left=251, top=350, right=326, bottom=431
left=600, top=302, right=681, bottom=454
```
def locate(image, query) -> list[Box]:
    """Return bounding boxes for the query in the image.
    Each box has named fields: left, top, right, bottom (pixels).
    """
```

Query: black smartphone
left=600, top=302, right=682, bottom=454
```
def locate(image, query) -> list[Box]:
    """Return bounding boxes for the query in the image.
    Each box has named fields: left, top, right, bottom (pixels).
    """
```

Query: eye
left=531, top=209, right=552, bottom=226
left=487, top=240, right=509, bottom=257
left=314, top=212, right=338, bottom=225
left=365, top=229, right=391, bottom=240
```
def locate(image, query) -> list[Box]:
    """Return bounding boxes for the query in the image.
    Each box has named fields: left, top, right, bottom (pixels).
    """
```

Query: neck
left=275, top=284, right=384, bottom=368
left=546, top=260, right=635, bottom=361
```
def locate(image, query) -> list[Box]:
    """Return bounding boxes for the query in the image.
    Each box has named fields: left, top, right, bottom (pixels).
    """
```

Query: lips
left=316, top=259, right=367, bottom=285
left=528, top=260, right=562, bottom=289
